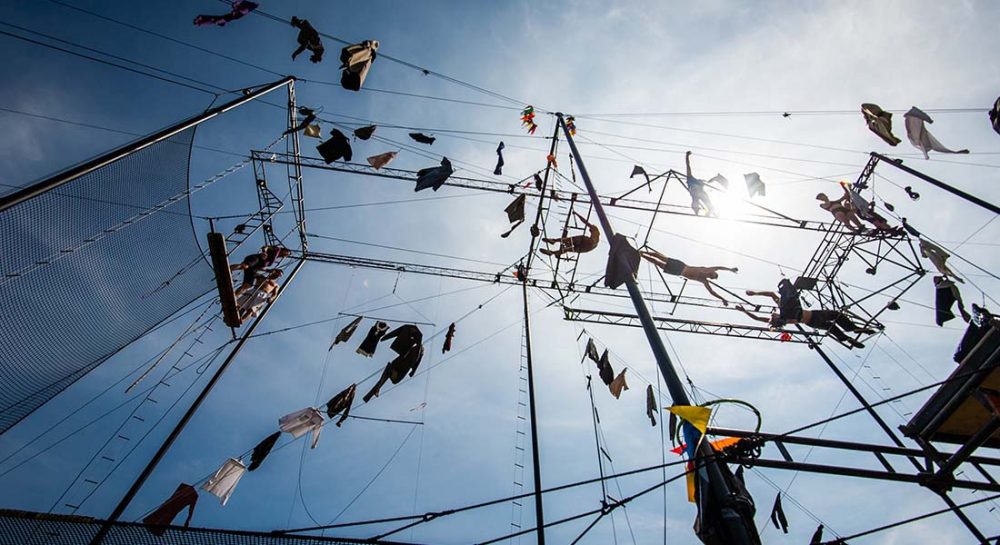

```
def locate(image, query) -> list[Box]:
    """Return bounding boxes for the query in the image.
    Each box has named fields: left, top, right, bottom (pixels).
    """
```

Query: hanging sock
left=991, top=96, right=1000, bottom=136
left=340, top=40, right=379, bottom=91
left=290, top=17, right=324, bottom=63
left=494, top=141, right=505, bottom=176
left=501, top=194, right=526, bottom=238
left=744, top=172, right=766, bottom=198
left=316, top=129, right=352, bottom=163
left=367, top=151, right=397, bottom=170
left=903, top=106, right=969, bottom=159
left=248, top=431, right=280, bottom=471
left=604, top=233, right=640, bottom=289
left=645, top=384, right=657, bottom=426
left=442, top=322, right=456, bottom=353
left=521, top=105, right=538, bottom=135
left=278, top=407, right=325, bottom=449
left=809, top=524, right=824, bottom=545
left=354, top=125, right=377, bottom=140
left=408, top=132, right=436, bottom=145
left=303, top=124, right=322, bottom=139
left=708, top=173, right=729, bottom=189
left=357, top=321, right=389, bottom=357
left=861, top=103, right=902, bottom=146
left=142, top=483, right=198, bottom=536
left=331, top=316, right=363, bottom=349
left=769, top=493, right=789, bottom=533
left=597, top=349, right=614, bottom=386
left=583, top=337, right=601, bottom=364
left=414, top=157, right=453, bottom=192
left=193, top=0, right=258, bottom=26
left=325, top=384, right=356, bottom=426
left=201, top=458, right=246, bottom=506
left=609, top=368, right=629, bottom=398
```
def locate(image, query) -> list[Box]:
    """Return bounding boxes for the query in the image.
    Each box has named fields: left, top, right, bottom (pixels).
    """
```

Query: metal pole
left=556, top=113, right=759, bottom=545
left=89, top=258, right=305, bottom=545
left=0, top=77, right=295, bottom=214
left=872, top=152, right=999, bottom=215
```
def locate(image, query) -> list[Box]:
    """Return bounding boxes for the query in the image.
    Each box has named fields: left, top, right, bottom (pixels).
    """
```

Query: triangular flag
left=668, top=405, right=711, bottom=434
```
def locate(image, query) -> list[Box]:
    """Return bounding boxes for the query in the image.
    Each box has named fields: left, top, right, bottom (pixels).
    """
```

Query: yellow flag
left=668, top=405, right=711, bottom=434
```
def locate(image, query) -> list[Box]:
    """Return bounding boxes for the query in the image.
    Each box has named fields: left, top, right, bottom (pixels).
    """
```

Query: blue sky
left=1, top=1, right=999, bottom=544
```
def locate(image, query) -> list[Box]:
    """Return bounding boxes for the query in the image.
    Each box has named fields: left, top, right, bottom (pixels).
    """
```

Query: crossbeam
left=563, top=307, right=815, bottom=343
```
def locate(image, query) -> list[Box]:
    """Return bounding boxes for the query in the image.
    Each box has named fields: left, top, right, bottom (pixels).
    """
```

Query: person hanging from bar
left=283, top=106, right=317, bottom=135
left=844, top=182, right=903, bottom=235
left=816, top=184, right=865, bottom=233
left=231, top=245, right=291, bottom=296
left=919, top=239, right=963, bottom=282
left=236, top=269, right=280, bottom=322
left=684, top=152, right=718, bottom=217
left=363, top=324, right=424, bottom=402
left=738, top=279, right=878, bottom=349
left=640, top=248, right=737, bottom=306
left=539, top=212, right=600, bottom=258
left=290, top=17, right=324, bottom=63
left=193, top=0, right=258, bottom=26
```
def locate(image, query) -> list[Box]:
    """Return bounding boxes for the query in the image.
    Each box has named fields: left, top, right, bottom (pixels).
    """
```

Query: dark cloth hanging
left=290, top=17, right=324, bottom=63
left=316, top=129, right=352, bottom=163
left=354, top=125, right=377, bottom=140
left=776, top=279, right=803, bottom=325
left=744, top=172, right=766, bottom=198
left=501, top=194, right=526, bottom=238
left=325, top=383, right=356, bottom=426
left=604, top=234, right=640, bottom=289
left=809, top=524, right=824, bottom=545
left=284, top=107, right=317, bottom=136
left=991, top=96, right=1000, bottom=136
left=597, top=349, right=614, bottom=386
left=248, top=432, right=280, bottom=472
left=630, top=165, right=652, bottom=185
left=193, top=0, right=258, bottom=26
left=533, top=173, right=544, bottom=191
left=861, top=103, right=902, bottom=146
left=494, top=142, right=505, bottom=175
left=668, top=411, right=677, bottom=442
left=408, top=132, right=436, bottom=145
left=583, top=338, right=601, bottom=364
left=934, top=276, right=959, bottom=326
left=340, top=40, right=379, bottom=91
left=357, top=321, right=389, bottom=357
left=332, top=316, right=363, bottom=348
left=442, top=322, right=456, bottom=353
left=363, top=344, right=424, bottom=402
left=415, top=157, right=453, bottom=192
left=954, top=305, right=994, bottom=363
left=142, top=483, right=198, bottom=536
left=769, top=493, right=789, bottom=533
left=382, top=324, right=423, bottom=355
left=901, top=217, right=921, bottom=237
left=646, top=384, right=657, bottom=426
left=692, top=453, right=760, bottom=545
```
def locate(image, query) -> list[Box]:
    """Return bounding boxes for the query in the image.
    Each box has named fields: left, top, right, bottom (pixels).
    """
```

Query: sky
left=1, top=0, right=999, bottom=544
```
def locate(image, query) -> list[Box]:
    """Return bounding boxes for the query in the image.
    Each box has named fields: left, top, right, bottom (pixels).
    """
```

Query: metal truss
left=284, top=83, right=308, bottom=251
left=562, top=307, right=816, bottom=343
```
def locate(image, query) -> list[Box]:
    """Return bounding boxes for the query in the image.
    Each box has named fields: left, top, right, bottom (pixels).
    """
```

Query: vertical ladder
left=226, top=158, right=285, bottom=253
left=508, top=321, right=530, bottom=544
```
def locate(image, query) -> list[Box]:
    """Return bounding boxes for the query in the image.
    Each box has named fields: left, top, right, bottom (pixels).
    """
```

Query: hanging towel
left=193, top=0, right=258, bottom=26
left=646, top=384, right=657, bottom=426
left=597, top=350, right=614, bottom=386
left=604, top=233, right=640, bottom=289
left=769, top=493, right=789, bottom=533
left=201, top=458, right=246, bottom=506
left=332, top=316, right=363, bottom=348
left=142, top=483, right=198, bottom=536
left=809, top=524, right=824, bottom=545
left=316, top=129, right=352, bottom=163
left=367, top=151, right=397, bottom=170
left=248, top=432, right=280, bottom=472
left=609, top=368, right=629, bottom=398
left=903, top=106, right=969, bottom=159
left=303, top=124, right=322, bottom=139
left=278, top=407, right=325, bottom=449
left=415, top=158, right=453, bottom=192
left=325, top=384, right=356, bottom=426
left=354, top=125, right=377, bottom=140
left=409, top=132, right=436, bottom=145
left=494, top=141, right=505, bottom=175
left=340, top=40, right=378, bottom=91
left=357, top=321, right=389, bottom=357
left=991, top=96, right=1000, bottom=136
left=442, top=322, right=456, bottom=353
left=861, top=103, right=902, bottom=146
left=707, top=173, right=729, bottom=189
left=744, top=172, right=766, bottom=198
left=501, top=194, right=526, bottom=238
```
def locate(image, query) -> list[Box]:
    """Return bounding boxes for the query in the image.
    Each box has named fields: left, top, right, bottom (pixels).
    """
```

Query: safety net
left=0, top=129, right=214, bottom=433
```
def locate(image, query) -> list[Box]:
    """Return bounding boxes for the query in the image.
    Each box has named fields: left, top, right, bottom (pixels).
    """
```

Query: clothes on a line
left=903, top=106, right=969, bottom=159
left=193, top=0, right=257, bottom=26
left=862, top=103, right=901, bottom=146
left=325, top=383, right=356, bottom=427
left=248, top=432, right=280, bottom=472
left=408, top=132, right=436, bottom=145
left=367, top=151, right=397, bottom=169
left=340, top=40, right=378, bottom=91
left=317, top=129, right=352, bottom=163
left=357, top=321, right=389, bottom=357
left=494, top=141, right=505, bottom=176
left=415, top=157, right=453, bottom=192
left=332, top=316, right=363, bottom=348
left=143, top=483, right=198, bottom=536
left=290, top=17, right=324, bottom=63
left=201, top=458, right=246, bottom=506
left=278, top=407, right=325, bottom=449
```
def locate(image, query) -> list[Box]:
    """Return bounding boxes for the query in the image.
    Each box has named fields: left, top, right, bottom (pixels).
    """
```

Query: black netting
left=0, top=130, right=214, bottom=433
left=0, top=511, right=412, bottom=545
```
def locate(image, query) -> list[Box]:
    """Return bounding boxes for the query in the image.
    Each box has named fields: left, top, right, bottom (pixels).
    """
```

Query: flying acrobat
left=640, top=249, right=737, bottom=306
left=540, top=212, right=600, bottom=258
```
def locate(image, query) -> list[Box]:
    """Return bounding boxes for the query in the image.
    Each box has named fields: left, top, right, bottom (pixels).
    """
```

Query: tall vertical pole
left=90, top=258, right=305, bottom=545
left=556, top=114, right=759, bottom=545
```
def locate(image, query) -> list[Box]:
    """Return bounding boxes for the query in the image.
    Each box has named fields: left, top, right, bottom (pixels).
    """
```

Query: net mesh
left=0, top=510, right=414, bottom=545
left=0, top=129, right=214, bottom=433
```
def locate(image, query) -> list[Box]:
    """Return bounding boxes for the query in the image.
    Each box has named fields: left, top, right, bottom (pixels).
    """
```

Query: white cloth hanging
left=278, top=407, right=325, bottom=448
left=903, top=106, right=969, bottom=160
left=201, top=458, right=246, bottom=506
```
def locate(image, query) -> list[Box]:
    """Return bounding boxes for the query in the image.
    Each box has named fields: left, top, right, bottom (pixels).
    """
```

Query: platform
left=207, top=231, right=242, bottom=328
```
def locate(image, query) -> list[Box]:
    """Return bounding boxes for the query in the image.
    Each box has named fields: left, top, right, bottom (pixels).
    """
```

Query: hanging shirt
left=442, top=323, right=456, bottom=353
left=367, top=151, right=397, bottom=170
left=278, top=407, right=325, bottom=449
left=332, top=316, right=363, bottom=348
left=584, top=338, right=601, bottom=364
left=201, top=458, right=246, bottom=506
left=354, top=125, right=377, bottom=140
left=919, top=239, right=954, bottom=278
left=646, top=384, right=657, bottom=427
left=357, top=321, right=389, bottom=357
left=408, top=132, right=436, bottom=145
left=604, top=233, right=640, bottom=289
left=193, top=0, right=258, bottom=26
left=501, top=194, right=526, bottom=238
left=382, top=324, right=423, bottom=355
left=248, top=432, right=280, bottom=472
left=316, top=129, right=352, bottom=163
left=325, top=384, right=356, bottom=426
left=903, top=106, right=969, bottom=159
left=597, top=350, right=614, bottom=386
left=494, top=141, right=505, bottom=175
left=609, top=368, right=629, bottom=398
left=991, top=96, right=1000, bottom=136
left=142, top=483, right=198, bottom=536
left=744, top=172, right=765, bottom=198
left=363, top=345, right=424, bottom=402
left=861, top=103, right=902, bottom=146
left=414, top=158, right=453, bottom=192
left=340, top=40, right=379, bottom=91
left=934, top=276, right=960, bottom=326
